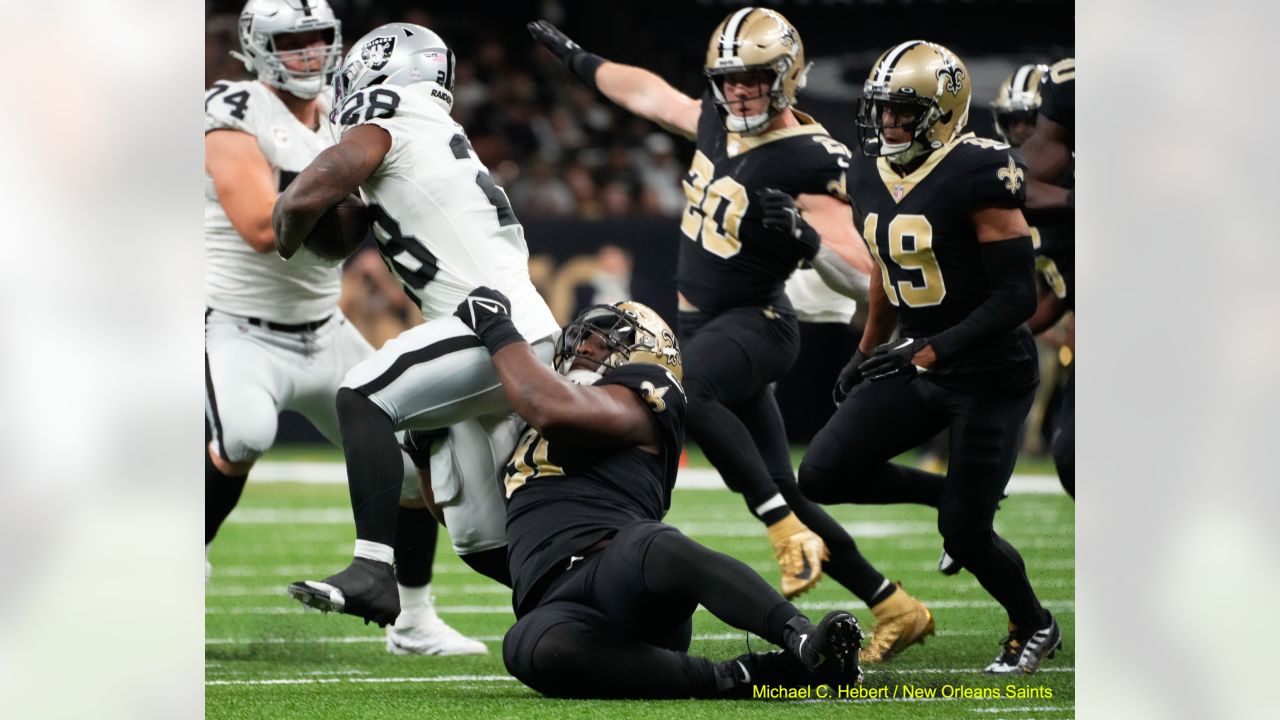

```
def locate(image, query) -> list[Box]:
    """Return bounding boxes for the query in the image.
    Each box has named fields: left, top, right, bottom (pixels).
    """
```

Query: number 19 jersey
left=338, top=83, right=558, bottom=341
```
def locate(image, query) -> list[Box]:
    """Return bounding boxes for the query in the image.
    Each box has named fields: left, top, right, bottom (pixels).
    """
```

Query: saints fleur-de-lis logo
left=640, top=380, right=670, bottom=413
left=998, top=155, right=1024, bottom=194
left=936, top=63, right=965, bottom=97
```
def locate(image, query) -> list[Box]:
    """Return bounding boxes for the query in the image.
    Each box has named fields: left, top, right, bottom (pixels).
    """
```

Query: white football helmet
left=233, top=0, right=342, bottom=100
left=334, top=23, right=457, bottom=115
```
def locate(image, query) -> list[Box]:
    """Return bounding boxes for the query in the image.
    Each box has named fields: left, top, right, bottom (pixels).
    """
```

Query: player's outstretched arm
left=454, top=288, right=660, bottom=449
left=205, top=130, right=279, bottom=253
left=1019, top=114, right=1073, bottom=210
left=272, top=124, right=391, bottom=259
left=528, top=19, right=700, bottom=139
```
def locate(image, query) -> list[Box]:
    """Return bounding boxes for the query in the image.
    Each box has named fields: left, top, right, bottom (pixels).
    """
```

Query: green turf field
left=206, top=448, right=1074, bottom=718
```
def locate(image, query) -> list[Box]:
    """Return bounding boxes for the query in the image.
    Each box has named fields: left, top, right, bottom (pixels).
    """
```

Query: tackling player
left=273, top=23, right=561, bottom=627
left=800, top=41, right=1061, bottom=674
left=451, top=288, right=862, bottom=697
left=203, top=0, right=483, bottom=656
left=528, top=8, right=933, bottom=663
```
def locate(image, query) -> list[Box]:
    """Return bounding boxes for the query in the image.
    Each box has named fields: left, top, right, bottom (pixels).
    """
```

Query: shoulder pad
left=335, top=86, right=405, bottom=131
left=204, top=80, right=260, bottom=134
left=953, top=137, right=1028, bottom=208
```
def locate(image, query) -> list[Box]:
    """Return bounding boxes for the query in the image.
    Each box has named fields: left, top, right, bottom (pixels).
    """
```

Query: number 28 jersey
left=338, top=83, right=558, bottom=341
left=850, top=133, right=1036, bottom=376
left=677, top=92, right=852, bottom=314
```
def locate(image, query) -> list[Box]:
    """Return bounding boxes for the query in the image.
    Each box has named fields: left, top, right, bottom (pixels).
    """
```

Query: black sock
left=205, top=448, right=247, bottom=545
left=336, top=388, right=404, bottom=546
left=755, top=499, right=792, bottom=527
left=393, top=506, right=438, bottom=587
left=868, top=581, right=897, bottom=606
left=459, top=546, right=512, bottom=588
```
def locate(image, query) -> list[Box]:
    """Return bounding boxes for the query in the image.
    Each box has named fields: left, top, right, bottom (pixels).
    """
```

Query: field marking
left=207, top=600, right=1073, bottom=615
left=249, top=462, right=1064, bottom=495
left=205, top=628, right=996, bottom=646
left=970, top=707, right=1070, bottom=713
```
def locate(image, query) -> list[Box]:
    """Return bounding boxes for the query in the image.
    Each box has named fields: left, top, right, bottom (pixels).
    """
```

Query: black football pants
left=502, top=521, right=801, bottom=698
left=678, top=306, right=892, bottom=604
left=799, top=373, right=1047, bottom=630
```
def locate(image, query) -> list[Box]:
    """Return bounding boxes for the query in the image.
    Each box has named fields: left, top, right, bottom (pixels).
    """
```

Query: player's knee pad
left=214, top=408, right=276, bottom=465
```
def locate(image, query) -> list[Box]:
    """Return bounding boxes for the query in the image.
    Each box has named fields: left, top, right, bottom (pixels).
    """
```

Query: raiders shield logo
left=361, top=36, right=396, bottom=71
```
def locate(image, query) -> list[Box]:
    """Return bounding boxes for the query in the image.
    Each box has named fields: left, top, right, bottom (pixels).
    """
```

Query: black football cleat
left=288, top=557, right=401, bottom=628
left=984, top=614, right=1062, bottom=674
left=799, top=611, right=864, bottom=686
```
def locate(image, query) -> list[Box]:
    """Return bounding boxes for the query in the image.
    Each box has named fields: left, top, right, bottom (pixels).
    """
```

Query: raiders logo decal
left=361, top=36, right=396, bottom=71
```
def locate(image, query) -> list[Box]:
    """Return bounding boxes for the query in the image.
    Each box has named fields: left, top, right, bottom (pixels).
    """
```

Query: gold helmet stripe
left=1012, top=64, right=1035, bottom=95
left=719, top=6, right=756, bottom=59
left=874, top=40, right=925, bottom=84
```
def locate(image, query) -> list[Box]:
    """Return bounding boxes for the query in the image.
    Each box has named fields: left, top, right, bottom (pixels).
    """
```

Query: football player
left=800, top=41, right=1062, bottom=674
left=273, top=23, right=561, bottom=627
left=203, top=0, right=483, bottom=656
left=450, top=288, right=862, bottom=697
left=1015, top=58, right=1076, bottom=498
left=529, top=9, right=934, bottom=661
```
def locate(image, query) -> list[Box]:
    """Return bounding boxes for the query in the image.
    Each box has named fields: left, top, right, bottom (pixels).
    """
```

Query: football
left=302, top=194, right=369, bottom=262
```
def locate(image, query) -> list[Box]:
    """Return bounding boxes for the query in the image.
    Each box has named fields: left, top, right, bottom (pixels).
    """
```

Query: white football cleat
left=386, top=591, right=488, bottom=656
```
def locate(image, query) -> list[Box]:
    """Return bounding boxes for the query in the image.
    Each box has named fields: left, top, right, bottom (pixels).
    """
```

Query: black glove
left=527, top=20, right=605, bottom=89
left=759, top=188, right=821, bottom=261
left=454, top=287, right=525, bottom=354
left=832, top=349, right=869, bottom=406
left=858, top=337, right=932, bottom=382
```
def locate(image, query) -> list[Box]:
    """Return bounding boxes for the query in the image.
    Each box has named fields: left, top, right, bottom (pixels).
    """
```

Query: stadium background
left=205, top=0, right=1074, bottom=446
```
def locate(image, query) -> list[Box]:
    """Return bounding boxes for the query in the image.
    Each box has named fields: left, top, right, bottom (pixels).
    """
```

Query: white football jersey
left=337, top=83, right=558, bottom=340
left=785, top=267, right=857, bottom=324
left=205, top=80, right=340, bottom=323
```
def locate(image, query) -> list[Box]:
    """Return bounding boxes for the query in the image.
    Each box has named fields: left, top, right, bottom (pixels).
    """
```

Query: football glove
left=527, top=20, right=605, bottom=88
left=832, top=349, right=869, bottom=406
left=858, top=337, right=932, bottom=382
left=759, top=188, right=821, bottom=261
left=454, top=287, right=525, bottom=354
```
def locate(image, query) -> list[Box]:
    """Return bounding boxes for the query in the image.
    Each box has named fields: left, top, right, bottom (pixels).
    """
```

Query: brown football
left=302, top=194, right=369, bottom=262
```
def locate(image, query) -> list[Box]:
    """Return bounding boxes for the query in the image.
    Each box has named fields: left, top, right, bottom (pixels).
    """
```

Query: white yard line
left=208, top=599, right=1074, bottom=615
left=250, top=462, right=1063, bottom=495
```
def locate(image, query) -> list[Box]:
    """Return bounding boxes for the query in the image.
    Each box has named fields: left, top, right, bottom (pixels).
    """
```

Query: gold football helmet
left=855, top=41, right=971, bottom=164
left=704, top=7, right=811, bottom=135
left=554, top=301, right=683, bottom=384
left=991, top=63, right=1048, bottom=145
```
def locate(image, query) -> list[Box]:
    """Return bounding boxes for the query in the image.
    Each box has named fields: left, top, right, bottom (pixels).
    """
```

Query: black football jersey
left=504, top=363, right=686, bottom=615
left=850, top=133, right=1037, bottom=378
left=676, top=92, right=852, bottom=314
left=1032, top=58, right=1076, bottom=311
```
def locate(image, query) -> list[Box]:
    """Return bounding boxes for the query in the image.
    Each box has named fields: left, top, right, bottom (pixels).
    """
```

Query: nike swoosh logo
left=837, top=158, right=849, bottom=168
left=797, top=634, right=808, bottom=656
left=735, top=660, right=751, bottom=684
left=795, top=552, right=813, bottom=580
left=893, top=338, right=914, bottom=351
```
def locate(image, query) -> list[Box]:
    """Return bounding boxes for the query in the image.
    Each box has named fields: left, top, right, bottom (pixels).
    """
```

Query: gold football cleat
left=858, top=583, right=935, bottom=663
left=767, top=513, right=829, bottom=599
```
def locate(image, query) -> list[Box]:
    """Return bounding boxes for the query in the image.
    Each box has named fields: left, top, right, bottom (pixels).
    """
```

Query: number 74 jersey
left=851, top=133, right=1029, bottom=341
left=336, top=82, right=558, bottom=340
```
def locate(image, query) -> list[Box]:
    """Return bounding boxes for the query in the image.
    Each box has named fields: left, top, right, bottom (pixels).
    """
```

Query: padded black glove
left=832, top=349, right=869, bottom=406
left=858, top=337, right=931, bottom=382
left=759, top=188, right=821, bottom=261
left=527, top=20, right=605, bottom=89
left=454, top=287, right=525, bottom=354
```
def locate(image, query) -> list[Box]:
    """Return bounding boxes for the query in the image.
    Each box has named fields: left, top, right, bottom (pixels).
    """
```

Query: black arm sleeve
left=928, top=236, right=1036, bottom=363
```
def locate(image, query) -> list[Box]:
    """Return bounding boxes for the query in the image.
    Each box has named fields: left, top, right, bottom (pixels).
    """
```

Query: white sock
left=354, top=540, right=395, bottom=565
left=398, top=582, right=432, bottom=612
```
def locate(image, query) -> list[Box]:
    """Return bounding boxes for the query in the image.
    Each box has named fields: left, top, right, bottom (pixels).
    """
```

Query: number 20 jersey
left=850, top=133, right=1036, bottom=378
left=677, top=92, right=851, bottom=314
left=204, top=80, right=340, bottom=323
left=338, top=83, right=558, bottom=340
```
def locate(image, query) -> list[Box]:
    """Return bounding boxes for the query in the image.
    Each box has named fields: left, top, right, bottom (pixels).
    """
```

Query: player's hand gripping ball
left=302, top=194, right=369, bottom=262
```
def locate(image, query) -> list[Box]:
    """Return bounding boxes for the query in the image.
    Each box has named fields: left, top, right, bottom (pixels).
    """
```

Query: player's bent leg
left=798, top=376, right=946, bottom=507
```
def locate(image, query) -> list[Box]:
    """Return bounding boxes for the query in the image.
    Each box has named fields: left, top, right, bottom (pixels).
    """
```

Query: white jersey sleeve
left=204, top=80, right=342, bottom=323
left=336, top=84, right=558, bottom=342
